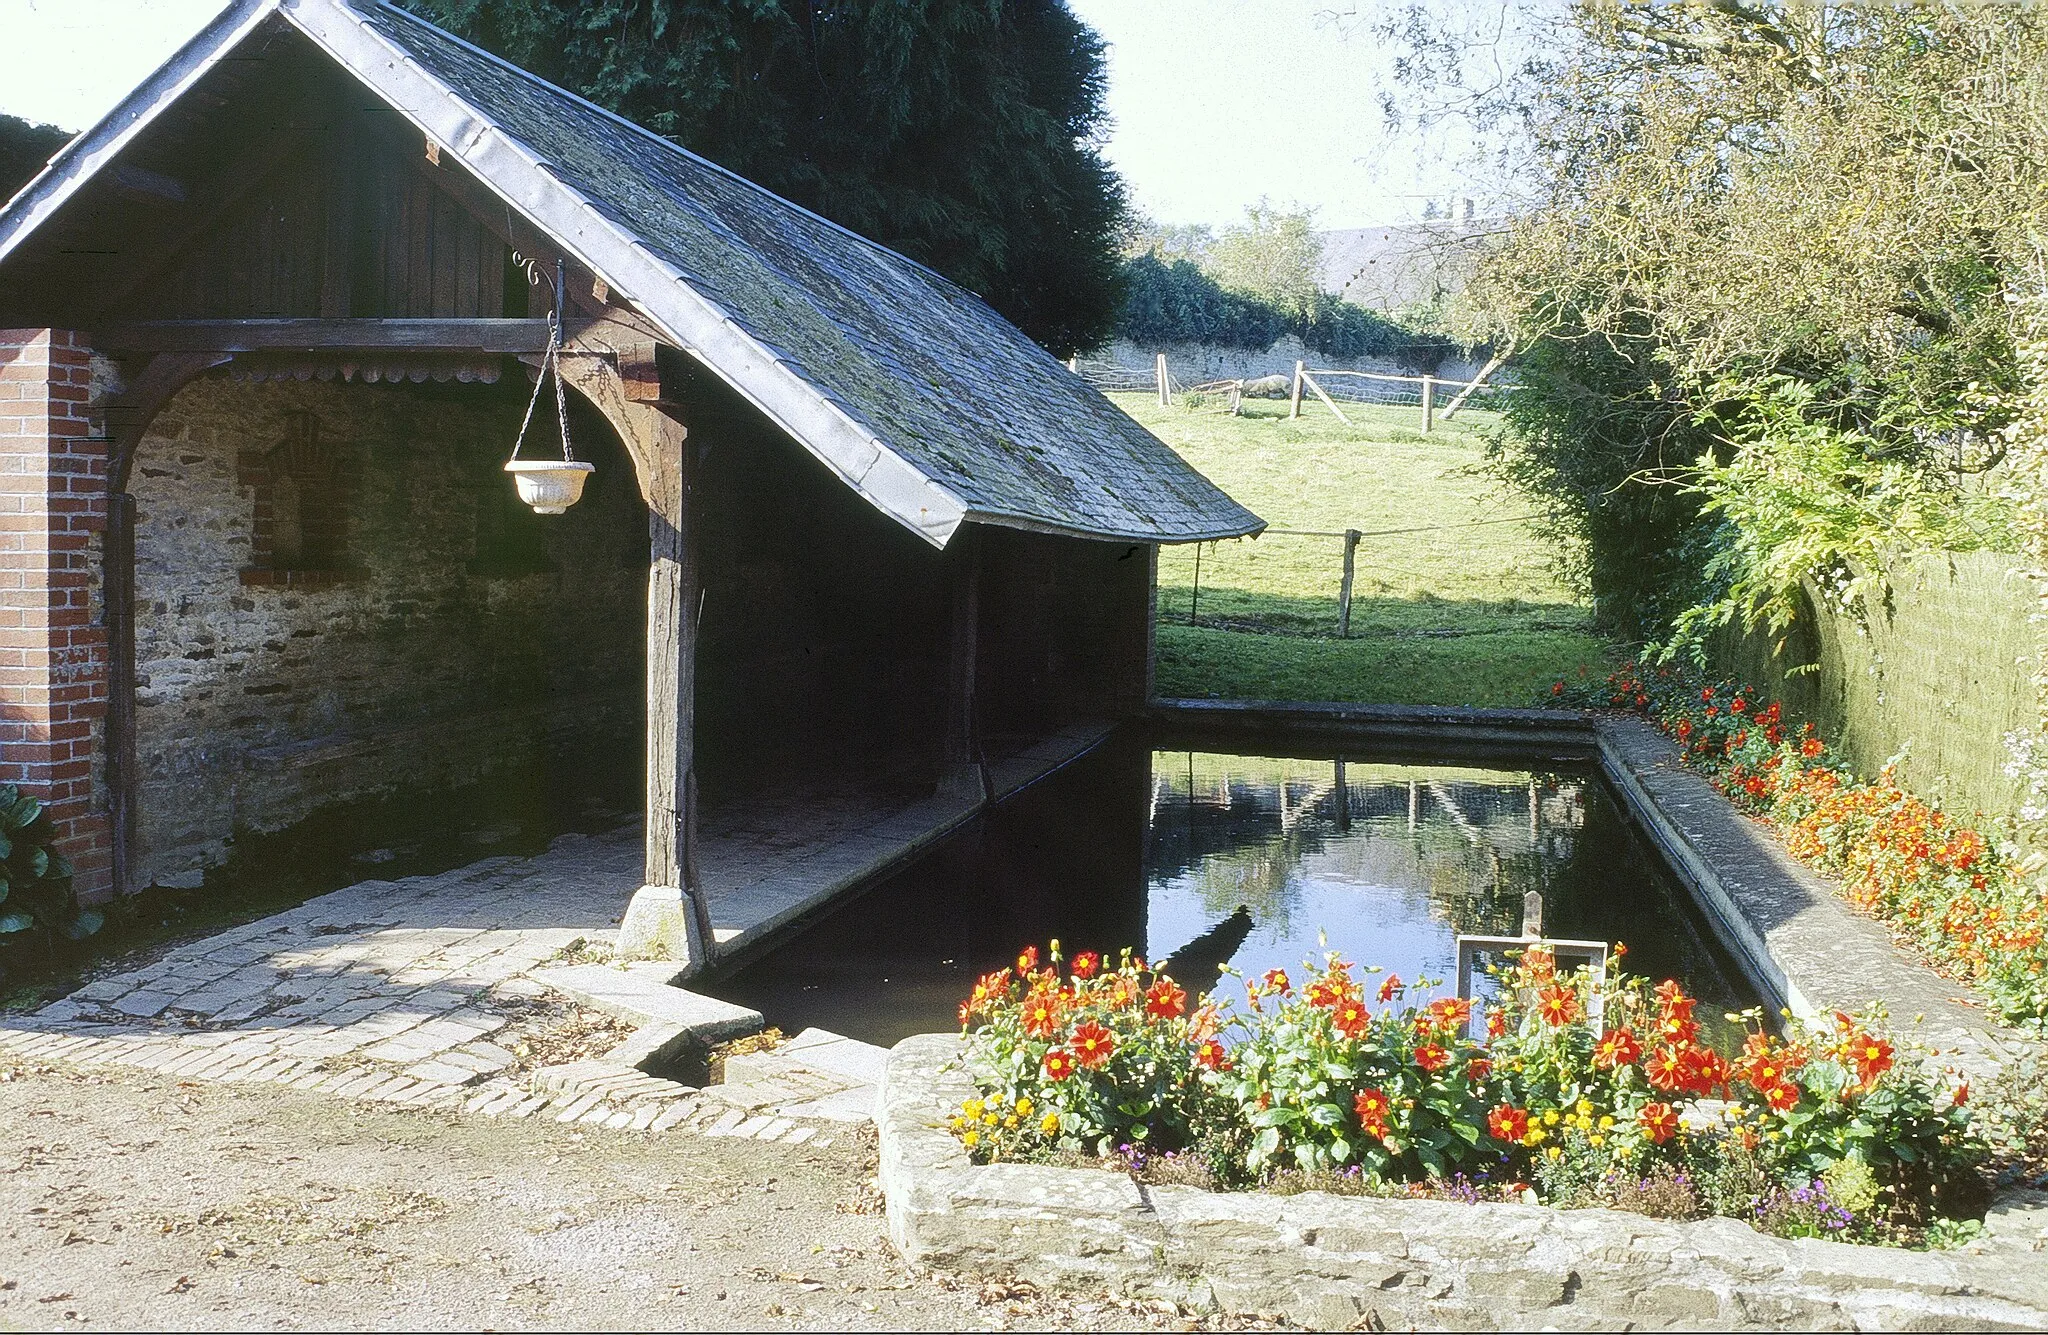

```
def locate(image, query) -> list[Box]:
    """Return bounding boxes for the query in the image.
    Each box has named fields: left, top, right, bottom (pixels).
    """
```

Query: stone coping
left=880, top=1034, right=2048, bottom=1331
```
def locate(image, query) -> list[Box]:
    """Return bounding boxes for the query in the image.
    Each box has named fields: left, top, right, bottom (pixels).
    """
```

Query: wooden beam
left=940, top=527, right=986, bottom=800
left=549, top=352, right=714, bottom=966
left=91, top=318, right=553, bottom=354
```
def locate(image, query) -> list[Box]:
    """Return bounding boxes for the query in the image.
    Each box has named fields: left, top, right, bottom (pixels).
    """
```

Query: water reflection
left=706, top=736, right=1760, bottom=1048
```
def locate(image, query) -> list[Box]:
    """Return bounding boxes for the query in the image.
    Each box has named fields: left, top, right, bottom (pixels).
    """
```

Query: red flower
left=1070, top=1021, right=1116, bottom=1068
left=1536, top=985, right=1581, bottom=1027
left=1425, top=996, right=1474, bottom=1033
left=1354, top=1086, right=1392, bottom=1137
left=1760, top=1080, right=1799, bottom=1113
left=1195, top=1039, right=1229, bottom=1071
left=1413, top=1044, right=1450, bottom=1074
left=1332, top=998, right=1372, bottom=1038
left=1639, top=1101, right=1679, bottom=1143
left=1487, top=1008, right=1508, bottom=1040
left=1071, top=951, right=1100, bottom=980
left=1487, top=1104, right=1530, bottom=1142
left=1593, top=1027, right=1641, bottom=1070
left=1377, top=974, right=1404, bottom=1003
left=1686, top=1048, right=1731, bottom=1098
left=1261, top=968, right=1291, bottom=994
left=1041, top=1047, right=1077, bottom=1081
left=1016, top=945, right=1039, bottom=974
left=1145, top=978, right=1188, bottom=1020
left=1465, top=1057, right=1492, bottom=1083
left=1801, top=736, right=1824, bottom=758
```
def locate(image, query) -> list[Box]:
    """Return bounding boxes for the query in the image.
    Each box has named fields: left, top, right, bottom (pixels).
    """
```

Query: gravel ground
left=0, top=1053, right=1295, bottom=1332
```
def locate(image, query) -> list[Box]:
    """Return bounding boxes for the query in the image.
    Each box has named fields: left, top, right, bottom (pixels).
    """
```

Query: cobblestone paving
left=0, top=827, right=874, bottom=1146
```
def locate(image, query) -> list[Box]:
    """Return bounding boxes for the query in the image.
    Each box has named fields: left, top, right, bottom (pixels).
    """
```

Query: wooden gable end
left=0, top=21, right=522, bottom=329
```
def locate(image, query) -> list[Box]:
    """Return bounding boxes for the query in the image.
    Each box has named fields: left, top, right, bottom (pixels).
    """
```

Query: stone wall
left=1715, top=550, right=2039, bottom=825
left=881, top=1033, right=2048, bottom=1332
left=1085, top=336, right=1490, bottom=390
left=129, top=374, right=645, bottom=886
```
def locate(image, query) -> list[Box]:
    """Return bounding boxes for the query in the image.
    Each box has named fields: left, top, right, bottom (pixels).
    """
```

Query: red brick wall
left=0, top=329, right=112, bottom=902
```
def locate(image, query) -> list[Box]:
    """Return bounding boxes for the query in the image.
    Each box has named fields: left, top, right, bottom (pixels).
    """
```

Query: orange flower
left=1465, top=1056, right=1491, bottom=1083
left=1016, top=946, right=1039, bottom=974
left=1041, top=1047, right=1077, bottom=1081
left=1332, top=998, right=1372, bottom=1038
left=1487, top=1008, right=1508, bottom=1039
left=1070, top=951, right=1100, bottom=980
left=1071, top=1021, right=1116, bottom=1068
left=1646, top=1044, right=1690, bottom=1092
left=1261, top=968, right=1291, bottom=994
left=1593, top=1027, right=1641, bottom=1070
left=1536, top=985, right=1581, bottom=1027
left=1639, top=1101, right=1679, bottom=1144
left=1377, top=974, right=1404, bottom=1003
left=1760, top=1080, right=1799, bottom=1113
left=1850, top=1033, right=1893, bottom=1088
left=1487, top=1104, right=1529, bottom=1142
left=1413, top=1044, right=1450, bottom=1074
left=1195, top=1039, right=1228, bottom=1071
left=1425, top=996, right=1475, bottom=1033
left=1144, top=978, right=1188, bottom=1020
left=1020, top=991, right=1064, bottom=1039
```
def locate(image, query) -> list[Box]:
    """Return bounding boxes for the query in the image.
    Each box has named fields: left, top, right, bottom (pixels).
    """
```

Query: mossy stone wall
left=1716, top=550, right=2038, bottom=824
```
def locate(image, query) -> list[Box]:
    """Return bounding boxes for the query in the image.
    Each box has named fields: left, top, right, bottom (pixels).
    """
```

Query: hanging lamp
left=504, top=260, right=595, bottom=514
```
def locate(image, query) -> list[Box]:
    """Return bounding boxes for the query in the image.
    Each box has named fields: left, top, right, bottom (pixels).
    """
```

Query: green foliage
left=0, top=113, right=71, bottom=200
left=1206, top=201, right=1323, bottom=326
left=1118, top=254, right=1289, bottom=351
left=0, top=785, right=100, bottom=944
left=403, top=0, right=1129, bottom=356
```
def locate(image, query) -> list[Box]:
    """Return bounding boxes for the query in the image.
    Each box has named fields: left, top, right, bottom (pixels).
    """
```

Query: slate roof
left=0, top=0, right=1262, bottom=548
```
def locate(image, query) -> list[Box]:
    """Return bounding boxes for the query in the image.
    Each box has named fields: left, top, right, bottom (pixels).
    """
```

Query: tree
left=402, top=0, right=1129, bottom=357
left=1205, top=201, right=1323, bottom=325
left=1382, top=1, right=2046, bottom=649
left=0, top=114, right=73, bottom=201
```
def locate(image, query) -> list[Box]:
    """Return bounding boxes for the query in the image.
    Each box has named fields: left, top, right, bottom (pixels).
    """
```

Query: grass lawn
left=1114, top=392, right=1622, bottom=706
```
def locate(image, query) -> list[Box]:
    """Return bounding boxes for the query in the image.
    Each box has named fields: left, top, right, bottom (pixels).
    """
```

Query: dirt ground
left=0, top=1053, right=1269, bottom=1332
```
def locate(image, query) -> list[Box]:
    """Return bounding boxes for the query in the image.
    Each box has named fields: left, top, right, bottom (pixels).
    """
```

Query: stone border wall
left=880, top=1034, right=2048, bottom=1331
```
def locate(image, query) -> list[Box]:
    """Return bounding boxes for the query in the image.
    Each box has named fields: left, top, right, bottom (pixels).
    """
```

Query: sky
left=0, top=0, right=1500, bottom=230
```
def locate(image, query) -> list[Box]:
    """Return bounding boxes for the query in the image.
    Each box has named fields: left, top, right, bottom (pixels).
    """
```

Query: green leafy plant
left=0, top=785, right=100, bottom=943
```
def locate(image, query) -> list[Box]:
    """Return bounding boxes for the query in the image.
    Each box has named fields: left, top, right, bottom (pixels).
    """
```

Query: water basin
left=704, top=733, right=1762, bottom=1048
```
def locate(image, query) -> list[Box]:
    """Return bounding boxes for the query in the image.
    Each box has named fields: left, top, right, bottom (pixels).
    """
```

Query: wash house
left=0, top=0, right=1260, bottom=966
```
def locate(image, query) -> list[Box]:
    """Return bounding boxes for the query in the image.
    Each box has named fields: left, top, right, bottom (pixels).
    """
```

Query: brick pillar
left=0, top=330, right=113, bottom=902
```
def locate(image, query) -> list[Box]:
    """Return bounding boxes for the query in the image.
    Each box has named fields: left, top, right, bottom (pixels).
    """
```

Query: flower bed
left=1561, top=664, right=2048, bottom=1027
left=949, top=941, right=1989, bottom=1247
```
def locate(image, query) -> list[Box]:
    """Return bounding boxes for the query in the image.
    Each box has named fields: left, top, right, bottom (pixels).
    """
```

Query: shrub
left=0, top=784, right=100, bottom=948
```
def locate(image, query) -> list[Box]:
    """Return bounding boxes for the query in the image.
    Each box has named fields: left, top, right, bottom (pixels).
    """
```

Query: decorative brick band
left=0, top=329, right=113, bottom=901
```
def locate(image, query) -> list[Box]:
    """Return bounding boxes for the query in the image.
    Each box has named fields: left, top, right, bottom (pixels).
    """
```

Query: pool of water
left=704, top=733, right=1763, bottom=1049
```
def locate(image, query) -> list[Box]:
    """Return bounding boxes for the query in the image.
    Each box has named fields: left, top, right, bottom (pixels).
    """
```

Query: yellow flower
left=962, top=1128, right=980, bottom=1147
left=1040, top=1112, right=1060, bottom=1135
left=1016, top=1097, right=1034, bottom=1118
left=1598, top=1115, right=1615, bottom=1130
left=1546, top=1146, right=1562, bottom=1161
left=982, top=1112, right=998, bottom=1126
left=964, top=1098, right=985, bottom=1118
left=1575, top=1099, right=1593, bottom=1116
left=1524, top=1126, right=1547, bottom=1146
left=1004, top=1116, right=1019, bottom=1129
left=1543, top=1109, right=1561, bottom=1126
left=1590, top=1135, right=1606, bottom=1148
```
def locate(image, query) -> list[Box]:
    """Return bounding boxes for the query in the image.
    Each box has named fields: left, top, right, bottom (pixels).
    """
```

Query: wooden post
left=1289, top=360, right=1305, bottom=419
left=1333, top=758, right=1350, bottom=832
left=1522, top=889, right=1544, bottom=939
left=1440, top=348, right=1510, bottom=420
left=553, top=351, right=714, bottom=969
left=1337, top=528, right=1361, bottom=638
left=1300, top=370, right=1353, bottom=426
left=940, top=527, right=986, bottom=801
left=104, top=493, right=137, bottom=895
left=1421, top=374, right=1436, bottom=433
left=1156, top=352, right=1170, bottom=406
left=1228, top=380, right=1242, bottom=416
left=1189, top=541, right=1202, bottom=625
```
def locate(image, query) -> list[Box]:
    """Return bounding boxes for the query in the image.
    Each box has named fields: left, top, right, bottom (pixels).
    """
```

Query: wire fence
left=1067, top=353, right=1515, bottom=431
left=1159, top=513, right=1556, bottom=640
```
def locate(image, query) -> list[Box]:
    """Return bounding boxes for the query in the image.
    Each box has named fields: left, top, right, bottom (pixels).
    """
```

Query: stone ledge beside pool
left=879, top=1034, right=2048, bottom=1331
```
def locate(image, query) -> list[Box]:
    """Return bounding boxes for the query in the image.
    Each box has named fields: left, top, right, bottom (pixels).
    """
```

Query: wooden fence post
left=1441, top=347, right=1511, bottom=419
left=1229, top=379, right=1243, bottom=416
left=1300, top=369, right=1353, bottom=426
left=1289, top=360, right=1305, bottom=419
left=1156, top=353, right=1170, bottom=407
left=1189, top=541, right=1203, bottom=624
left=1338, top=528, right=1361, bottom=638
left=1421, top=374, right=1436, bottom=433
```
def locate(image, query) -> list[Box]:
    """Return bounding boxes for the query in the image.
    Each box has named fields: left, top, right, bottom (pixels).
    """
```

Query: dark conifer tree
left=405, top=0, right=1129, bottom=356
